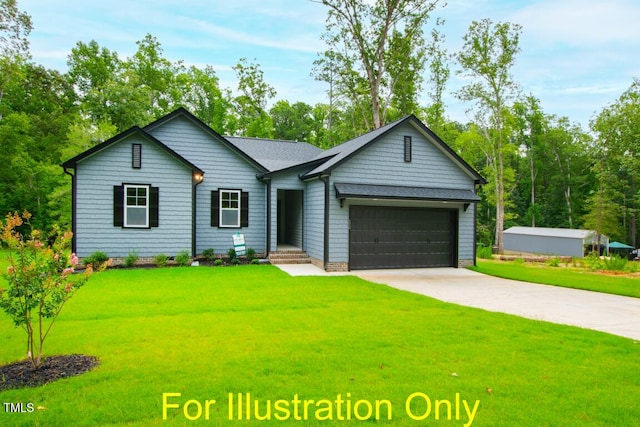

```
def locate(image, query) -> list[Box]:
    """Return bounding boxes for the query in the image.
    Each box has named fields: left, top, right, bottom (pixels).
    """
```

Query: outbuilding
left=503, top=226, right=609, bottom=258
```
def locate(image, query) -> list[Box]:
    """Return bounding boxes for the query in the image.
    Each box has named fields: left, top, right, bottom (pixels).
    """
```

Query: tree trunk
left=530, top=145, right=535, bottom=227
left=496, top=147, right=505, bottom=254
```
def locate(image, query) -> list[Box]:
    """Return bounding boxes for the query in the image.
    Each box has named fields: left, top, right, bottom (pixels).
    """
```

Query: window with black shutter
left=212, top=190, right=248, bottom=228
left=114, top=184, right=158, bottom=228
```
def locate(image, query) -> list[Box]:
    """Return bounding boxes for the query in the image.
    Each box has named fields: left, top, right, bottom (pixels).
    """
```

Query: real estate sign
left=232, top=233, right=246, bottom=256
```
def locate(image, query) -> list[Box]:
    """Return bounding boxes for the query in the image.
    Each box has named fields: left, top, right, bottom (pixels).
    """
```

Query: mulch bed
left=0, top=354, right=99, bottom=391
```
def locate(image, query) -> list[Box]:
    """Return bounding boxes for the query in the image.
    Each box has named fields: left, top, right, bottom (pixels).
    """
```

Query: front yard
left=0, top=265, right=638, bottom=426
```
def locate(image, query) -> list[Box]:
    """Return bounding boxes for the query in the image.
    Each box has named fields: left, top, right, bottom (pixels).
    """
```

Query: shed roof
left=504, top=226, right=600, bottom=240
left=334, top=182, right=481, bottom=202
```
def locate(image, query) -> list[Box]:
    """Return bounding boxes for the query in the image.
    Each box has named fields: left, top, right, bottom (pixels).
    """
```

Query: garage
left=349, top=205, right=457, bottom=270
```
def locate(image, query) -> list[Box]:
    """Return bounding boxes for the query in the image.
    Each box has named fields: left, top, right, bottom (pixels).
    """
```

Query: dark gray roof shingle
left=225, top=136, right=323, bottom=172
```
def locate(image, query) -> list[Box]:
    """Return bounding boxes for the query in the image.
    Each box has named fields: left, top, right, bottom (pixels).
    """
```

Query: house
left=62, top=108, right=485, bottom=271
left=503, top=226, right=610, bottom=258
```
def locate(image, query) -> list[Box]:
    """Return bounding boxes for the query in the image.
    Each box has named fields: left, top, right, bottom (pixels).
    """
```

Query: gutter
left=63, top=166, right=77, bottom=254
left=192, top=172, right=205, bottom=257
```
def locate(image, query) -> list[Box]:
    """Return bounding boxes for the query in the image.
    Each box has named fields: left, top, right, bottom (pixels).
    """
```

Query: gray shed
left=503, top=226, right=609, bottom=258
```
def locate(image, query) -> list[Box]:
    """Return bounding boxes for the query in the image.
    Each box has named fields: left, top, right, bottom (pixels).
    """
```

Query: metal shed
left=503, top=226, right=609, bottom=258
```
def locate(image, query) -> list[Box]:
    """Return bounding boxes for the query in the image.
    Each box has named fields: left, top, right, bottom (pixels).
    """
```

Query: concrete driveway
left=276, top=264, right=640, bottom=340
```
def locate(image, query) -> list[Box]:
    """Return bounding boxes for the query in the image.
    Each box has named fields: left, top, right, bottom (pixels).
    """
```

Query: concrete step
left=268, top=250, right=312, bottom=264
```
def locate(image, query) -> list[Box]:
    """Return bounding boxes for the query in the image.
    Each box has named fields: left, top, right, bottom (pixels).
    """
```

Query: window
left=124, top=184, right=149, bottom=227
left=220, top=190, right=241, bottom=227
left=114, top=185, right=158, bottom=228
left=132, top=144, right=142, bottom=168
left=211, top=190, right=249, bottom=228
left=404, top=136, right=412, bottom=163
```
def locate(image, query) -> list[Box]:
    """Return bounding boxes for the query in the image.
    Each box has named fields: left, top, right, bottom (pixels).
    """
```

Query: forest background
left=1, top=0, right=639, bottom=252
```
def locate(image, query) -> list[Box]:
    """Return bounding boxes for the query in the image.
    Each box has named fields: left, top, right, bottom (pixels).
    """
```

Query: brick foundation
left=309, top=257, right=350, bottom=272
left=458, top=259, right=475, bottom=268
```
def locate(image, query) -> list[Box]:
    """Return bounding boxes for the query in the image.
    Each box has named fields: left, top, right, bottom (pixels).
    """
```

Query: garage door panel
left=349, top=206, right=457, bottom=270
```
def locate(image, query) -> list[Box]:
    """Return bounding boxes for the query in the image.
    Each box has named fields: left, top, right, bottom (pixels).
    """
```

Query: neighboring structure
left=62, top=108, right=485, bottom=271
left=503, top=226, right=609, bottom=258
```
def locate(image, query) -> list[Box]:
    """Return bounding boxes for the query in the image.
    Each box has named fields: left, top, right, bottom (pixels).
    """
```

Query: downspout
left=473, top=181, right=481, bottom=266
left=63, top=167, right=77, bottom=254
left=192, top=173, right=204, bottom=257
left=265, top=178, right=271, bottom=256
left=319, top=174, right=331, bottom=270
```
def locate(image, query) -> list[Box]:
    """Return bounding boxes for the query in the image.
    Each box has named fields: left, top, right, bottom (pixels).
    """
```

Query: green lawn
left=0, top=265, right=638, bottom=426
left=471, top=259, right=640, bottom=298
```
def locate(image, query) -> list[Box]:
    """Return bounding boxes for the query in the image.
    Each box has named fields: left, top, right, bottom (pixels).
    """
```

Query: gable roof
left=61, top=126, right=204, bottom=175
left=143, top=107, right=268, bottom=173
left=225, top=136, right=323, bottom=172
left=62, top=108, right=485, bottom=187
left=300, top=115, right=486, bottom=184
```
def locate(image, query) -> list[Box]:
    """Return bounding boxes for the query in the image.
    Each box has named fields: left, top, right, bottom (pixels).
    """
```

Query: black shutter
left=211, top=190, right=219, bottom=227
left=241, top=192, right=249, bottom=227
left=150, top=186, right=159, bottom=227
left=113, top=185, right=124, bottom=227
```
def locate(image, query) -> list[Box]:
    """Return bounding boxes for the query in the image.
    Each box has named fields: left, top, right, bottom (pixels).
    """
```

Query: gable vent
left=132, top=144, right=142, bottom=169
left=404, top=136, right=412, bottom=163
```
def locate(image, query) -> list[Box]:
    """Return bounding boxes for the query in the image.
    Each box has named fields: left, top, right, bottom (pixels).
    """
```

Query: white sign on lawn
left=232, top=233, right=246, bottom=256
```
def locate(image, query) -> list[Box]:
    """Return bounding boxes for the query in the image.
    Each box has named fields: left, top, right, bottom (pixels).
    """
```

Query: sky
left=19, top=0, right=640, bottom=129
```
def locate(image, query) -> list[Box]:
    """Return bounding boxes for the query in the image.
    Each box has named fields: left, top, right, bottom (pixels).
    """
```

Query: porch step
left=268, top=249, right=312, bottom=264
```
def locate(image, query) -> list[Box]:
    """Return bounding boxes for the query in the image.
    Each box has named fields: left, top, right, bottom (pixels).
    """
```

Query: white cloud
left=510, top=0, right=640, bottom=46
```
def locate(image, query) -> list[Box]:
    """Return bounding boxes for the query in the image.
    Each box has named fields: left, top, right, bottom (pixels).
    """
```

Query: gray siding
left=148, top=116, right=266, bottom=255
left=504, top=234, right=584, bottom=258
left=75, top=134, right=193, bottom=258
left=328, top=124, right=477, bottom=264
left=304, top=179, right=325, bottom=262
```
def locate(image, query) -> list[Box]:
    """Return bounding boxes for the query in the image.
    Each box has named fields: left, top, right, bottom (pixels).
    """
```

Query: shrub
left=231, top=257, right=240, bottom=266
left=583, top=252, right=600, bottom=270
left=602, top=255, right=627, bottom=272
left=175, top=250, right=191, bottom=267
left=0, top=211, right=98, bottom=368
left=84, top=251, right=109, bottom=269
left=227, top=248, right=237, bottom=260
left=202, top=248, right=215, bottom=261
left=476, top=245, right=492, bottom=259
left=213, top=259, right=223, bottom=267
left=251, top=258, right=261, bottom=265
left=124, top=250, right=139, bottom=268
left=546, top=257, right=561, bottom=267
left=154, top=253, right=168, bottom=267
left=246, top=247, right=256, bottom=261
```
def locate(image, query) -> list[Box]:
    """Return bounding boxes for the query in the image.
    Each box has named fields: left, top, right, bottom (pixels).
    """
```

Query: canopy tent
left=608, top=241, right=635, bottom=259
left=608, top=241, right=634, bottom=249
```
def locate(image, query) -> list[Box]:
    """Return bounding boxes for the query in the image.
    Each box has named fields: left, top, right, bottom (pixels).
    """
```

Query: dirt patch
left=0, top=354, right=99, bottom=391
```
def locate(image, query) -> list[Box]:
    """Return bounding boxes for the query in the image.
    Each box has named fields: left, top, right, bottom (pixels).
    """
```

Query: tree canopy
left=1, top=0, right=639, bottom=248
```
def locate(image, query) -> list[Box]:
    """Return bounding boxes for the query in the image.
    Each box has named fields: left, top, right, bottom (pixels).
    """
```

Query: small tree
left=0, top=211, right=96, bottom=368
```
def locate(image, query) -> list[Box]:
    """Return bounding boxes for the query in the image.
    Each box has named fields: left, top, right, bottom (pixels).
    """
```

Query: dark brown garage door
left=349, top=206, right=457, bottom=270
